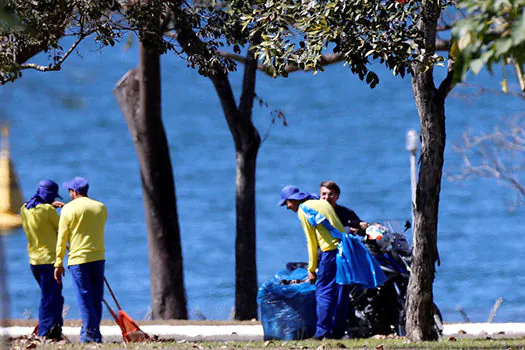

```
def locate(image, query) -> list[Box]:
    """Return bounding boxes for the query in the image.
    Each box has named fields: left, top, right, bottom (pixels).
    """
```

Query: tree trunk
left=405, top=0, right=444, bottom=341
left=233, top=138, right=259, bottom=320
left=209, top=47, right=261, bottom=320
left=113, top=40, right=188, bottom=320
left=406, top=78, right=444, bottom=341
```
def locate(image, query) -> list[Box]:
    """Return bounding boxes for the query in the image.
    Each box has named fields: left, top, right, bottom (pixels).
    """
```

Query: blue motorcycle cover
left=257, top=268, right=317, bottom=340
left=336, top=233, right=388, bottom=287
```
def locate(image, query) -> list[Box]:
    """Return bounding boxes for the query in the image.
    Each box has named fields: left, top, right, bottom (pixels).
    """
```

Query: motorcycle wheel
left=397, top=309, right=406, bottom=337
left=432, top=304, right=444, bottom=337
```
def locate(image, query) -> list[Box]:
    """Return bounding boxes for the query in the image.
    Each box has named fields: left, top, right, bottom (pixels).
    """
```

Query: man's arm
left=346, top=209, right=362, bottom=229
left=54, top=209, right=70, bottom=283
left=298, top=210, right=318, bottom=282
left=342, top=207, right=368, bottom=234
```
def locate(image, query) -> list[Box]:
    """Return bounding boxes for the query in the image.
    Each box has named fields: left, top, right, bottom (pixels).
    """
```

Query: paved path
left=3, top=323, right=525, bottom=342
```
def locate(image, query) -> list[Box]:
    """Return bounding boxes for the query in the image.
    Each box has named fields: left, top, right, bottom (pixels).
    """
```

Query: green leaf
left=469, top=57, right=485, bottom=75
left=452, top=18, right=473, bottom=43
left=457, top=31, right=473, bottom=51
left=366, top=71, right=378, bottom=87
left=511, top=8, right=525, bottom=45
left=494, top=37, right=513, bottom=56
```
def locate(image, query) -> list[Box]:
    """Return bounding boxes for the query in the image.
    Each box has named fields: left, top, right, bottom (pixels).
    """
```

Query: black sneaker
left=44, top=324, right=63, bottom=341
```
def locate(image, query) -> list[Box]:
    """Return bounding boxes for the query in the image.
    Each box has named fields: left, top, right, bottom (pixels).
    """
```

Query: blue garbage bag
left=258, top=268, right=317, bottom=340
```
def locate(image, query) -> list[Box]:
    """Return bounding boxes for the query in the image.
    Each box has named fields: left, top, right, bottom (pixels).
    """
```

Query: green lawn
left=6, top=336, right=525, bottom=349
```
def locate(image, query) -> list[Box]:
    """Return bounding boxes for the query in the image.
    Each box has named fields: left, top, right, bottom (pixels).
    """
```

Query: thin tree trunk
left=113, top=40, right=188, bottom=320
left=233, top=144, right=258, bottom=320
left=405, top=0, right=444, bottom=341
left=209, top=47, right=261, bottom=320
left=169, top=19, right=261, bottom=319
left=406, top=79, right=444, bottom=341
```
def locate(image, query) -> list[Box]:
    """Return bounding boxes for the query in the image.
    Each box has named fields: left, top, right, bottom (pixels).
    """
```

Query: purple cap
left=63, top=176, right=89, bottom=195
left=38, top=179, right=62, bottom=200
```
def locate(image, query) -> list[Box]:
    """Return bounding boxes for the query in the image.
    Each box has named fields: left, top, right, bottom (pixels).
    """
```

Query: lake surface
left=1, top=38, right=524, bottom=324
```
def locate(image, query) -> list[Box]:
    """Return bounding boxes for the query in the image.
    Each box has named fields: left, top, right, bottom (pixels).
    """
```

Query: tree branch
left=437, top=57, right=455, bottom=99
left=218, top=50, right=344, bottom=76
left=17, top=31, right=91, bottom=72
left=449, top=118, right=525, bottom=206
left=238, top=43, right=259, bottom=117
left=435, top=38, right=450, bottom=52
left=217, top=50, right=270, bottom=75
left=219, top=37, right=451, bottom=77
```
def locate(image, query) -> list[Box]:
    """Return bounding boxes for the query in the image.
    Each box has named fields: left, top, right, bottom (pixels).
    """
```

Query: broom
left=103, top=276, right=150, bottom=343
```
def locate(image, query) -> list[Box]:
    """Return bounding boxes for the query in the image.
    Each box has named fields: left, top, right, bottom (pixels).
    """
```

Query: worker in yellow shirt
left=278, top=185, right=343, bottom=340
left=54, top=177, right=107, bottom=343
left=21, top=179, right=64, bottom=341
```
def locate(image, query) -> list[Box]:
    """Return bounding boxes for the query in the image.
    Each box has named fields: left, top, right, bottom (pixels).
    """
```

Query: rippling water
left=1, top=39, right=524, bottom=323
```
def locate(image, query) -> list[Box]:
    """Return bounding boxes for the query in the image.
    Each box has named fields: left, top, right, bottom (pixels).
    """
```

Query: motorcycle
left=259, top=221, right=443, bottom=340
left=345, top=220, right=443, bottom=338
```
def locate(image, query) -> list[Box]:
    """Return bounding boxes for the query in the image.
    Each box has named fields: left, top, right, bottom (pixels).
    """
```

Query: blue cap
left=38, top=179, right=62, bottom=200
left=24, top=179, right=62, bottom=209
left=63, top=176, right=89, bottom=195
left=278, top=185, right=312, bottom=206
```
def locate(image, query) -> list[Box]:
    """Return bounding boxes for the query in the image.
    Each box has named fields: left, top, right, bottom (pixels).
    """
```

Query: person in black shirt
left=319, top=180, right=368, bottom=236
left=319, top=180, right=371, bottom=338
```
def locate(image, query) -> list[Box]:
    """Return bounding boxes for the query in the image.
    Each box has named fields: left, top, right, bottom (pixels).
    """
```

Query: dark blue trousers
left=314, top=249, right=338, bottom=339
left=30, top=264, right=64, bottom=337
left=69, top=260, right=105, bottom=343
left=332, top=284, right=352, bottom=339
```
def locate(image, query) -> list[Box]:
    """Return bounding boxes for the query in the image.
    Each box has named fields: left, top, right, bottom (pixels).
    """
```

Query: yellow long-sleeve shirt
left=21, top=203, right=60, bottom=265
left=55, top=196, right=107, bottom=268
left=297, top=199, right=345, bottom=273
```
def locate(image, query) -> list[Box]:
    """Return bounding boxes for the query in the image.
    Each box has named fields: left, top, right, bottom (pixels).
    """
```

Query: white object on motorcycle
left=365, top=224, right=386, bottom=240
left=365, top=224, right=392, bottom=252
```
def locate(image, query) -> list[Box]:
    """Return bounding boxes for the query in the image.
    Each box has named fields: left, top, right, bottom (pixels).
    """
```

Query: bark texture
left=405, top=0, right=450, bottom=341
left=209, top=47, right=261, bottom=320
left=113, top=40, right=188, bottom=319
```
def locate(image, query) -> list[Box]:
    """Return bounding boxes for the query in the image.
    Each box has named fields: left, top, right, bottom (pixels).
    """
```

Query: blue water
left=1, top=39, right=524, bottom=324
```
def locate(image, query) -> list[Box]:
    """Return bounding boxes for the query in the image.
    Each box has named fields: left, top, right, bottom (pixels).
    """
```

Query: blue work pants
left=332, top=284, right=353, bottom=339
left=69, top=260, right=105, bottom=343
left=30, top=264, right=64, bottom=337
left=314, top=249, right=338, bottom=339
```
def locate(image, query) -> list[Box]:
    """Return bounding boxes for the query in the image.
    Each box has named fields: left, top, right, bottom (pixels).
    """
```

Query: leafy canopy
left=239, top=0, right=449, bottom=87
left=0, top=0, right=257, bottom=84
left=452, top=0, right=525, bottom=84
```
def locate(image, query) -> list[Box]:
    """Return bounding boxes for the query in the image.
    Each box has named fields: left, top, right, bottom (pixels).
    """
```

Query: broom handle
left=102, top=298, right=120, bottom=323
left=104, top=276, right=122, bottom=311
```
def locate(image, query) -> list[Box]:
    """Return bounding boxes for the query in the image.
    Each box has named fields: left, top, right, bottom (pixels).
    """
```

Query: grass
left=5, top=336, right=525, bottom=349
